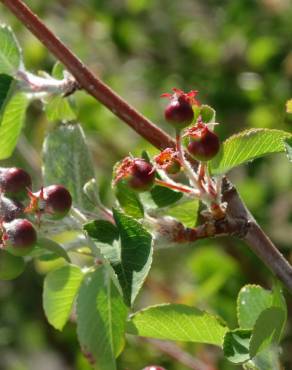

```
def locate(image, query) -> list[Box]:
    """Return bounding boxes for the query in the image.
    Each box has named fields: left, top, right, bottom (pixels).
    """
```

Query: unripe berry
left=187, top=126, right=220, bottom=161
left=142, top=366, right=166, bottom=370
left=0, top=167, right=32, bottom=200
left=3, top=219, right=37, bottom=256
left=42, top=185, right=72, bottom=219
left=0, top=249, right=25, bottom=280
left=114, top=157, right=155, bottom=192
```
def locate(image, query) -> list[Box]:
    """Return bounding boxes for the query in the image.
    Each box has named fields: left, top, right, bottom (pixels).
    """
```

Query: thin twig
left=2, top=0, right=292, bottom=292
left=141, top=338, right=217, bottom=370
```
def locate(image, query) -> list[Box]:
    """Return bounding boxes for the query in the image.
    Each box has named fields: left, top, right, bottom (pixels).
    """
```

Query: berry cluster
left=113, top=89, right=222, bottom=216
left=0, top=167, right=72, bottom=280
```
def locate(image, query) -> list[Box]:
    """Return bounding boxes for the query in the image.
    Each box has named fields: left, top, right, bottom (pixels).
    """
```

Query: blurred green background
left=0, top=0, right=292, bottom=369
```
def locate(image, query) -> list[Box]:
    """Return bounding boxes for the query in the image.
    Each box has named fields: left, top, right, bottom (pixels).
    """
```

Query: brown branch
left=2, top=0, right=292, bottom=292
left=1, top=0, right=174, bottom=151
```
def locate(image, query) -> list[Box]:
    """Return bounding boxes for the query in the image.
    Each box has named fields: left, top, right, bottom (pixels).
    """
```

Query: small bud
left=154, top=148, right=181, bottom=174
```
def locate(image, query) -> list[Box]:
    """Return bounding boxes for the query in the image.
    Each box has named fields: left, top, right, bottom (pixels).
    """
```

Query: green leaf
left=150, top=184, right=182, bottom=207
left=45, top=62, right=77, bottom=122
left=127, top=303, right=228, bottom=346
left=200, top=104, right=216, bottom=123
left=0, top=92, right=29, bottom=159
left=0, top=74, right=14, bottom=118
left=42, top=123, right=96, bottom=211
left=37, top=237, right=70, bottom=262
left=237, top=284, right=287, bottom=330
left=237, top=285, right=274, bottom=329
left=223, top=329, right=252, bottom=364
left=43, top=264, right=84, bottom=330
left=0, top=25, right=22, bottom=75
left=210, top=129, right=292, bottom=175
left=284, top=137, right=292, bottom=162
left=161, top=199, right=199, bottom=227
left=286, top=99, right=292, bottom=113
left=76, top=266, right=128, bottom=370
left=115, top=181, right=144, bottom=219
left=244, top=346, right=281, bottom=370
left=84, top=220, right=119, bottom=245
left=45, top=95, right=77, bottom=122
left=113, top=208, right=153, bottom=306
left=249, top=307, right=286, bottom=358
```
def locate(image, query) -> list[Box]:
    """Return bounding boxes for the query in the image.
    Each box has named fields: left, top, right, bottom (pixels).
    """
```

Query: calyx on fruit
left=154, top=148, right=181, bottom=174
left=185, top=122, right=220, bottom=161
left=114, top=157, right=156, bottom=192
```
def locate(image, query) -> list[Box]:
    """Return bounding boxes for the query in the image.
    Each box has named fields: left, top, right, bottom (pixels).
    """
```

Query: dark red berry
left=3, top=219, right=37, bottom=256
left=187, top=126, right=220, bottom=161
left=114, top=157, right=155, bottom=192
left=43, top=185, right=72, bottom=219
left=162, top=88, right=199, bottom=130
left=165, top=97, right=194, bottom=129
left=0, top=167, right=32, bottom=200
left=0, top=195, right=24, bottom=222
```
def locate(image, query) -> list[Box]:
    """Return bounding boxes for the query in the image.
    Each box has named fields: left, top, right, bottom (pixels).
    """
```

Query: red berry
left=43, top=185, right=72, bottom=219
left=165, top=97, right=194, bottom=129
left=0, top=195, right=24, bottom=222
left=3, top=219, right=37, bottom=256
left=142, top=366, right=166, bottom=370
left=0, top=167, right=32, bottom=200
left=114, top=157, right=155, bottom=192
left=162, top=88, right=199, bottom=130
left=187, top=126, right=220, bottom=161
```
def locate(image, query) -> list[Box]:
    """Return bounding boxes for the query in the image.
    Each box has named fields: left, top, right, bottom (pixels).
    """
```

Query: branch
left=2, top=0, right=292, bottom=292
left=140, top=338, right=217, bottom=370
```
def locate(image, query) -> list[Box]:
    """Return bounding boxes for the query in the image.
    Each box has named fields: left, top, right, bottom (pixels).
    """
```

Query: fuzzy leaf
left=76, top=267, right=128, bottom=370
left=113, top=208, right=153, bottom=306
left=43, top=265, right=84, bottom=330
left=0, top=92, right=29, bottom=159
left=42, top=123, right=96, bottom=211
left=210, top=129, right=292, bottom=175
left=0, top=25, right=22, bottom=75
